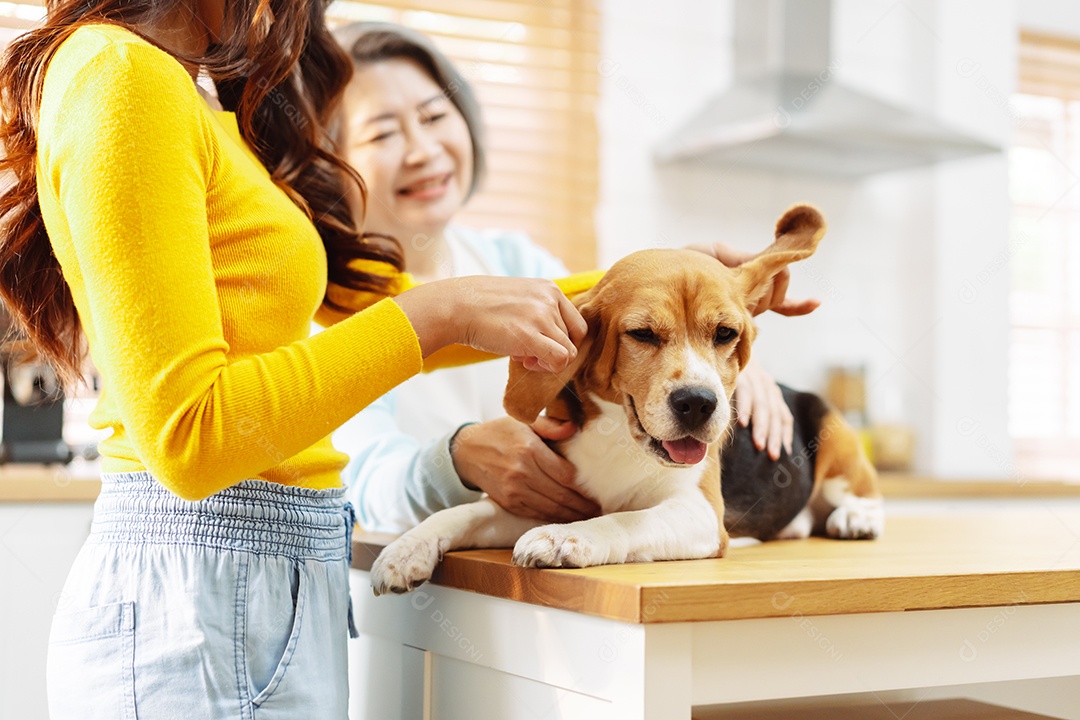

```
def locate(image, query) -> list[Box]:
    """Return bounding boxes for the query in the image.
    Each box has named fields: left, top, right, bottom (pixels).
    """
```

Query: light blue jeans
left=47, top=473, right=356, bottom=719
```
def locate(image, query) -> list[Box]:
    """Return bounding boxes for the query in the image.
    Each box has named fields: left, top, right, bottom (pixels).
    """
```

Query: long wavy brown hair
left=0, top=0, right=403, bottom=387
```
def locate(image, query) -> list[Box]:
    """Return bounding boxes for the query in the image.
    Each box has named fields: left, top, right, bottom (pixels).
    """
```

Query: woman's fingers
left=520, top=333, right=572, bottom=373
left=531, top=416, right=578, bottom=442
left=766, top=382, right=785, bottom=460
left=734, top=375, right=753, bottom=427
left=688, top=241, right=755, bottom=267
left=735, top=360, right=795, bottom=460
left=531, top=453, right=598, bottom=518
left=764, top=270, right=790, bottom=315
left=749, top=369, right=769, bottom=452
left=558, top=292, right=589, bottom=346
left=514, top=283, right=585, bottom=373
left=770, top=297, right=822, bottom=317
left=538, top=288, right=586, bottom=371
left=779, top=390, right=794, bottom=457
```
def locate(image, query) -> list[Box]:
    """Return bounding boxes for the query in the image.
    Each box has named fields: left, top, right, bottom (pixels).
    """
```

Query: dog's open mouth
left=630, top=397, right=709, bottom=465
left=655, top=437, right=709, bottom=465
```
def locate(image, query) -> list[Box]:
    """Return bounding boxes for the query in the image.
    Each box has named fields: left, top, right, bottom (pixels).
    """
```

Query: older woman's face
left=343, top=58, right=474, bottom=243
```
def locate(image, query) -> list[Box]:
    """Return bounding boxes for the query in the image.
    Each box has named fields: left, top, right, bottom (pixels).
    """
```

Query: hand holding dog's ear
left=394, top=276, right=588, bottom=373
left=738, top=204, right=826, bottom=313
left=686, top=203, right=827, bottom=316
left=702, top=243, right=821, bottom=316
left=504, top=287, right=600, bottom=424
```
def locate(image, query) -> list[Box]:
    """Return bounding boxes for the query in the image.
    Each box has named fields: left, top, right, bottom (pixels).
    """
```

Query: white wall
left=595, top=0, right=1018, bottom=478
left=1015, top=2, right=1080, bottom=39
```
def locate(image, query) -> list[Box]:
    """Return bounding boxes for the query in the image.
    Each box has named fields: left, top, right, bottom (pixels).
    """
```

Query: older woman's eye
left=421, top=112, right=447, bottom=125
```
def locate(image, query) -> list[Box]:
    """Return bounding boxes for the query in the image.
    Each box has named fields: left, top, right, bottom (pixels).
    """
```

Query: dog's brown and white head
left=504, top=204, right=826, bottom=469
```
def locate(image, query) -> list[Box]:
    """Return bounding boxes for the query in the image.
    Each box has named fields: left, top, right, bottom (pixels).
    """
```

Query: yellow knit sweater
left=36, top=24, right=601, bottom=500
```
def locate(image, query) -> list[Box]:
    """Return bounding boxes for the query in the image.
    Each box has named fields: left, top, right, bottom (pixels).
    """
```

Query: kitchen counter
left=4, top=468, right=1079, bottom=504
left=0, top=462, right=101, bottom=502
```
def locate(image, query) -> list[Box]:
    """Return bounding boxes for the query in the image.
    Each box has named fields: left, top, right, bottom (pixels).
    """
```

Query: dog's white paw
left=512, top=525, right=611, bottom=568
left=825, top=495, right=884, bottom=539
left=775, top=507, right=813, bottom=540
left=370, top=534, right=445, bottom=596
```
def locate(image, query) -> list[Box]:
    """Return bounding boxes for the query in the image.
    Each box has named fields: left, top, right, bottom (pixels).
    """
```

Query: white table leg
left=622, top=624, right=694, bottom=720
left=349, top=573, right=430, bottom=720
left=350, top=570, right=671, bottom=720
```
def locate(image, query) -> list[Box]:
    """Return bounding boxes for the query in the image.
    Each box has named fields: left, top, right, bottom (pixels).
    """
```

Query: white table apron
left=348, top=570, right=1080, bottom=720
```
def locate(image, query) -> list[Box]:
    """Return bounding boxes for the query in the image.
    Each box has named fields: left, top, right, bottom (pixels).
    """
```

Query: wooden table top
left=352, top=508, right=1080, bottom=624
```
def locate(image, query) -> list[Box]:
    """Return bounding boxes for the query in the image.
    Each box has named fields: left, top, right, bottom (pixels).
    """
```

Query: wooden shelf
left=6, top=465, right=1079, bottom=504
left=879, top=473, right=1080, bottom=498
left=353, top=510, right=1080, bottom=624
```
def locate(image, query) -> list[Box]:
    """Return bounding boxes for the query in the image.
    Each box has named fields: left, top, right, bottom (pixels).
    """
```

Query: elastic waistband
left=90, top=473, right=350, bottom=561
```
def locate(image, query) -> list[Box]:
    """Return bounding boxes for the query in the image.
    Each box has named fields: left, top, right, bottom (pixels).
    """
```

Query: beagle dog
left=370, top=205, right=882, bottom=596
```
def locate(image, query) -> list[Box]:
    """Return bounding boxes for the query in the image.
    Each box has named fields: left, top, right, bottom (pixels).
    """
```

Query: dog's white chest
left=561, top=396, right=706, bottom=512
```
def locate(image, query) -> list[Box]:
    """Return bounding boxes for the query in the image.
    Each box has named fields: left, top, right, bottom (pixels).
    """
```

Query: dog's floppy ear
left=736, top=203, right=826, bottom=311
left=504, top=286, right=602, bottom=424
left=728, top=204, right=824, bottom=376
left=734, top=319, right=757, bottom=374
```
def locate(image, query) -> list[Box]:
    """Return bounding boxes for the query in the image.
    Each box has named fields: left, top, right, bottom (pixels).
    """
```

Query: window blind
left=1019, top=30, right=1080, bottom=102
left=326, top=0, right=600, bottom=271
left=0, top=0, right=600, bottom=271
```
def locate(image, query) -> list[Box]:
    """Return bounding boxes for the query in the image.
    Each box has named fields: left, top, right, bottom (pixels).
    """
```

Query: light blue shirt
left=335, top=225, right=569, bottom=533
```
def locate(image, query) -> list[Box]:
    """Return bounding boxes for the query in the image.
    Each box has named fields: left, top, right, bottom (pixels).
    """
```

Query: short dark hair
left=333, top=21, right=486, bottom=198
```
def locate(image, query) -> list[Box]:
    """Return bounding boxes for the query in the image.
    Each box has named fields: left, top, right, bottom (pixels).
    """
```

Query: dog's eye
left=627, top=328, right=659, bottom=344
left=714, top=326, right=737, bottom=345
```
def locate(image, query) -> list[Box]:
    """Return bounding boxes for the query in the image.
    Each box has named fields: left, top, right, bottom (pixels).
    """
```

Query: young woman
left=330, top=23, right=817, bottom=535
left=0, top=2, right=591, bottom=716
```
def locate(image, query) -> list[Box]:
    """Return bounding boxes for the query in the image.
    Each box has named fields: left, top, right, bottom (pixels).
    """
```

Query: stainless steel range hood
left=654, top=0, right=1002, bottom=178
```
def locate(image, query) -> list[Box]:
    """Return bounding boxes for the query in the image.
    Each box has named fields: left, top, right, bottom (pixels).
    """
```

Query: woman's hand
left=394, top=276, right=587, bottom=372
left=734, top=359, right=793, bottom=460
left=686, top=241, right=820, bottom=317
left=449, top=417, right=600, bottom=523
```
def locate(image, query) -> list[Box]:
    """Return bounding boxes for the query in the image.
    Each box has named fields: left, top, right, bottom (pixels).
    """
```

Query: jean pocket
left=47, top=601, right=137, bottom=720
left=248, top=560, right=308, bottom=707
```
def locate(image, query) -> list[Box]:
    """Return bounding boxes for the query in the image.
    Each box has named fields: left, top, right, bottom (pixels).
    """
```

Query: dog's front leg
left=371, top=498, right=543, bottom=595
left=513, top=491, right=722, bottom=568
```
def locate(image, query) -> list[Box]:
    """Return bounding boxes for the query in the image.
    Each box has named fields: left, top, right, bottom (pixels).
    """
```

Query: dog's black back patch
left=720, top=384, right=828, bottom=540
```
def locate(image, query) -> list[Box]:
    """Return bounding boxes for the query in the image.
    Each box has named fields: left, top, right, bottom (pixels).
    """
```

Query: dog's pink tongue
left=662, top=438, right=708, bottom=465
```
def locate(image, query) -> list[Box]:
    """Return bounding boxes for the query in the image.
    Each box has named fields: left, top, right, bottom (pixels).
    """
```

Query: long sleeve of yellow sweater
left=36, top=25, right=601, bottom=501
left=36, top=25, right=431, bottom=501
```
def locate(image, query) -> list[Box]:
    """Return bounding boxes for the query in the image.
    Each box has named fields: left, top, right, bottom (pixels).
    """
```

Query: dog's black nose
left=669, top=387, right=717, bottom=431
